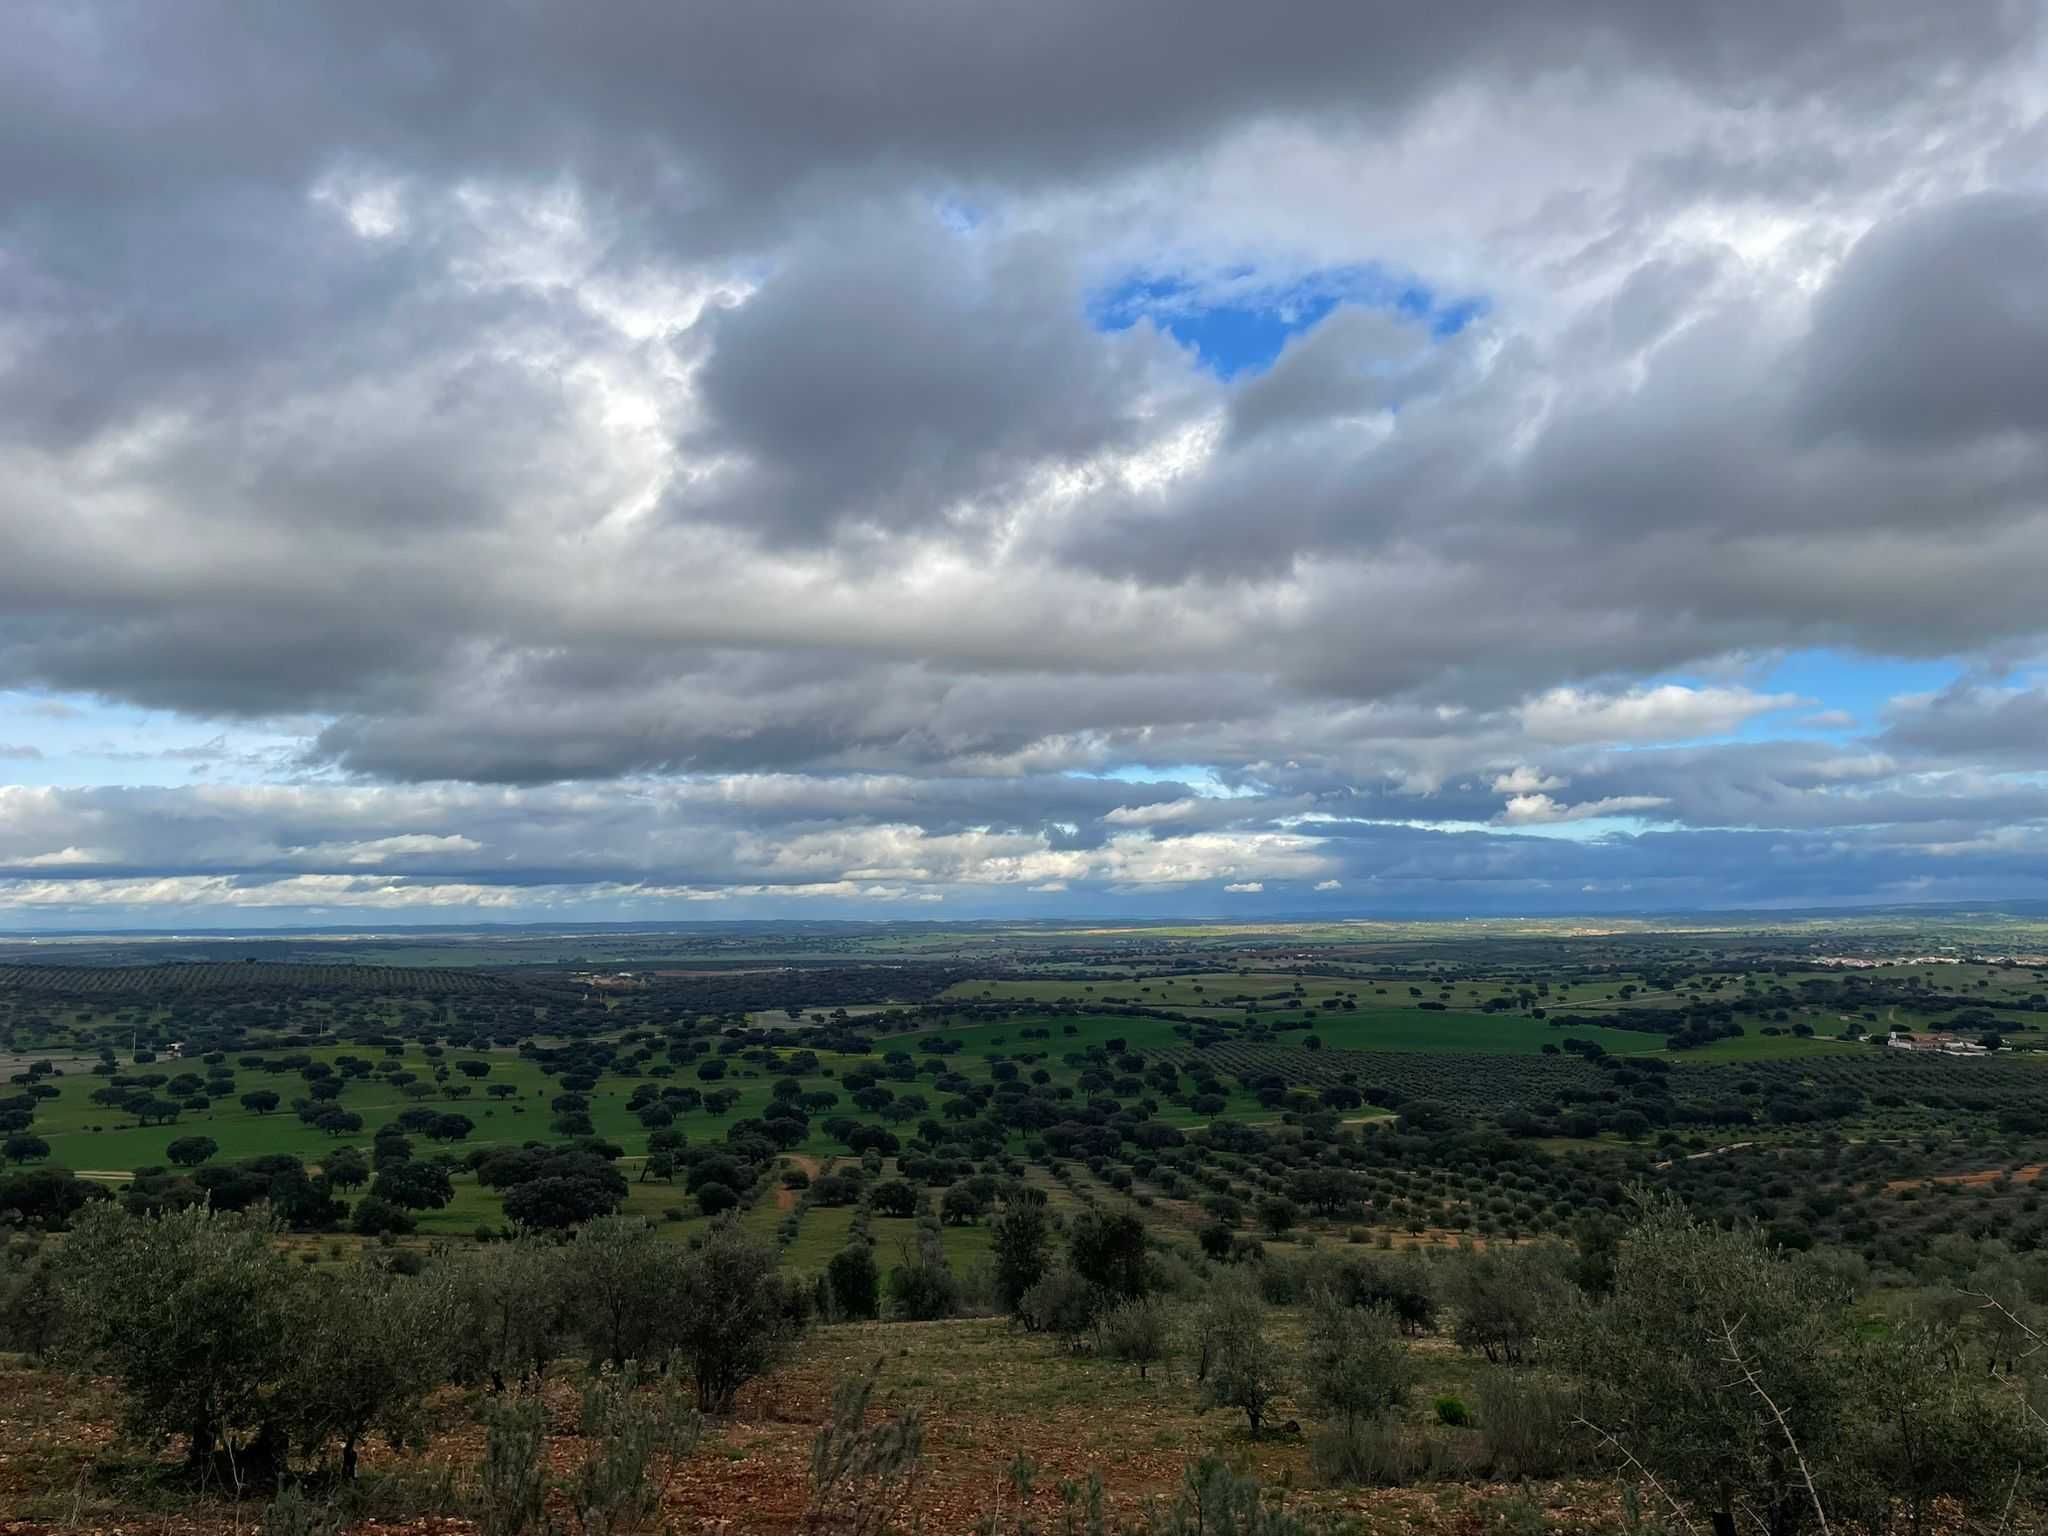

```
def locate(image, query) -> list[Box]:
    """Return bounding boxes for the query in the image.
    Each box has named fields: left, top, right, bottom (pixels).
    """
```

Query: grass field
left=22, top=1011, right=1277, bottom=1237
left=890, top=1003, right=1683, bottom=1061
left=1660, top=1031, right=1868, bottom=1062
left=14, top=920, right=2046, bottom=1275
left=15, top=990, right=1922, bottom=1210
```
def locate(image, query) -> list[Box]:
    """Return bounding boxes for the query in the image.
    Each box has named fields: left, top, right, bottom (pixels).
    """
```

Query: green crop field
left=8, top=913, right=2048, bottom=1283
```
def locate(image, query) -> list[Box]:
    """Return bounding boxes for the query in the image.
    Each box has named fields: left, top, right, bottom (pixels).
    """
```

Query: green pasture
left=23, top=1039, right=893, bottom=1174
left=782, top=1203, right=860, bottom=1269
left=1665, top=1031, right=1872, bottom=1063
left=888, top=1002, right=1670, bottom=1061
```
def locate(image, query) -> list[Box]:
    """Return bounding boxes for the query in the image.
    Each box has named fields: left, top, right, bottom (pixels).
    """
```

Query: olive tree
left=1833, top=1315, right=2037, bottom=1536
left=1300, top=1288, right=1408, bottom=1484
left=989, top=1192, right=1051, bottom=1312
left=569, top=1215, right=678, bottom=1369
left=1101, top=1295, right=1171, bottom=1378
left=447, top=1236, right=570, bottom=1392
left=284, top=1263, right=463, bottom=1478
left=53, top=1203, right=299, bottom=1475
left=1195, top=1272, right=1287, bottom=1436
left=1567, top=1196, right=1854, bottom=1536
left=671, top=1219, right=802, bottom=1413
left=1442, top=1243, right=1573, bottom=1366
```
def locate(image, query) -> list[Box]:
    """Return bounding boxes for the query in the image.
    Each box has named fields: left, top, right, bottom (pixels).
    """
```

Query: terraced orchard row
left=0, top=962, right=515, bottom=996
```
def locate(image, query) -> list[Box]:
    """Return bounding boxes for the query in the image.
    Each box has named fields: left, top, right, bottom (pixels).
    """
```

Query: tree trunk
left=185, top=1415, right=216, bottom=1471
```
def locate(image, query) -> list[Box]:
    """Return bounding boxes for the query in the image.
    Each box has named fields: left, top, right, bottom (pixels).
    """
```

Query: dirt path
left=1653, top=1140, right=1754, bottom=1170
left=1885, top=1162, right=2044, bottom=1194
left=775, top=1154, right=823, bottom=1211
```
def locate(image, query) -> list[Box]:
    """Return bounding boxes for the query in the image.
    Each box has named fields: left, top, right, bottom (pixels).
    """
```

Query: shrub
left=1101, top=1295, right=1171, bottom=1378
left=476, top=1391, right=548, bottom=1536
left=52, top=1203, right=299, bottom=1474
left=887, top=1230, right=961, bottom=1321
left=1020, top=1267, right=1101, bottom=1348
left=827, top=1243, right=881, bottom=1321
left=1474, top=1369, right=1580, bottom=1480
left=560, top=1363, right=702, bottom=1536
left=671, top=1219, right=802, bottom=1413
left=260, top=1482, right=347, bottom=1536
left=1157, top=1457, right=1331, bottom=1533
left=1309, top=1415, right=1422, bottom=1489
left=990, top=1195, right=1052, bottom=1312
left=1195, top=1273, right=1286, bottom=1435
left=1433, top=1395, right=1468, bottom=1427
left=805, top=1364, right=924, bottom=1536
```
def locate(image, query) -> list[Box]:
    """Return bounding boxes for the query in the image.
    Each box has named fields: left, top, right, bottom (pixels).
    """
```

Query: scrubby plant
left=1101, top=1294, right=1171, bottom=1378
left=475, top=1390, right=548, bottom=1536
left=560, top=1363, right=703, bottom=1536
left=827, top=1241, right=881, bottom=1320
left=1195, top=1272, right=1287, bottom=1436
left=806, top=1363, right=925, bottom=1536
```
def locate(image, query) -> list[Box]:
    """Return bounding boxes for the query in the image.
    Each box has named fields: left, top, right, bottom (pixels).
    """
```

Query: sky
left=3, top=2, right=2048, bottom=929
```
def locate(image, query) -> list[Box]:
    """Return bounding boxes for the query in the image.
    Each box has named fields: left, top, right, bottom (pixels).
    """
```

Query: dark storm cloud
left=1801, top=193, right=2048, bottom=447
left=1878, top=683, right=2048, bottom=766
left=11, top=2, right=2018, bottom=234
left=1, top=0, right=2045, bottom=917
left=679, top=218, right=1199, bottom=542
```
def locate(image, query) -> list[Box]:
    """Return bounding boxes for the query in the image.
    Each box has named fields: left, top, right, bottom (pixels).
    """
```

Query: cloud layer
left=1, top=2, right=2045, bottom=922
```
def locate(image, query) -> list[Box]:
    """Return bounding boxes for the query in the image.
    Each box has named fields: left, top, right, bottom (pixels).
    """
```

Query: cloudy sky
left=3, top=3, right=2048, bottom=928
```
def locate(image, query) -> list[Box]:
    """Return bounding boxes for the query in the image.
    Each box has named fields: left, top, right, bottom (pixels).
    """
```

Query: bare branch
left=1961, top=1288, right=2047, bottom=1360
left=1572, top=1417, right=1702, bottom=1536
left=1718, top=1317, right=1829, bottom=1536
left=1958, top=1290, right=2048, bottom=1433
left=1996, top=1461, right=2022, bottom=1536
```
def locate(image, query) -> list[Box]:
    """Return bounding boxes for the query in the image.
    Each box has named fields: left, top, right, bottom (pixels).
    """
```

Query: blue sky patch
left=1090, top=262, right=1488, bottom=377
left=1755, top=650, right=1959, bottom=736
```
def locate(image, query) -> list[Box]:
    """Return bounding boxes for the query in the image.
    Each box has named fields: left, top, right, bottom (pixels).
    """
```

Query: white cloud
left=1491, top=766, right=1567, bottom=794
left=1519, top=686, right=1804, bottom=745
left=287, top=834, right=485, bottom=865
left=16, top=846, right=109, bottom=867
left=1222, top=881, right=1264, bottom=893
left=1102, top=798, right=1202, bottom=825
left=1497, top=793, right=1672, bottom=825
left=0, top=875, right=533, bottom=910
left=1313, top=878, right=1343, bottom=891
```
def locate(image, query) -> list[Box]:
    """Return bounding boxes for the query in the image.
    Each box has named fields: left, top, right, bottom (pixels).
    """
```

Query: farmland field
left=8, top=913, right=2048, bottom=1533
left=5, top=912, right=2043, bottom=1260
